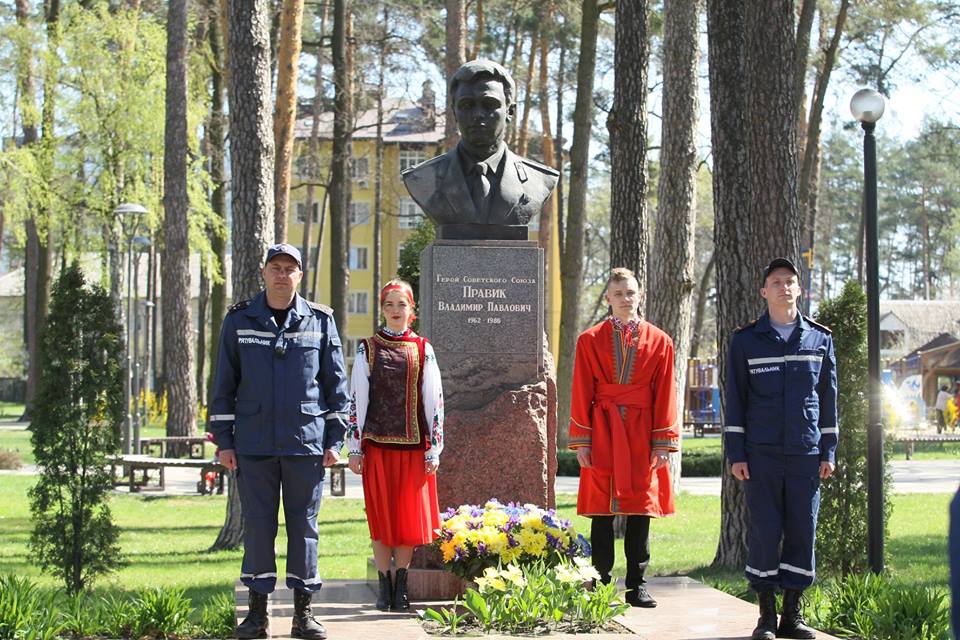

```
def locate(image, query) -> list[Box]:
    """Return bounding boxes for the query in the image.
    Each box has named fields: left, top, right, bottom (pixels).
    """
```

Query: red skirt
left=361, top=445, right=440, bottom=547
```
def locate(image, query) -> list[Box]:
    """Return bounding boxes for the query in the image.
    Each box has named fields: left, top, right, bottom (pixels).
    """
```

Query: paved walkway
left=236, top=578, right=840, bottom=640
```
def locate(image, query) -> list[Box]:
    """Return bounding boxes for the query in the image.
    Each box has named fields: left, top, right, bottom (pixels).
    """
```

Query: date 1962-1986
left=466, top=317, right=502, bottom=324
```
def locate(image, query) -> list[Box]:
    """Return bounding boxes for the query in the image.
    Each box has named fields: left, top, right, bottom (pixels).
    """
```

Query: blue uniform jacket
left=209, top=291, right=350, bottom=456
left=723, top=311, right=838, bottom=465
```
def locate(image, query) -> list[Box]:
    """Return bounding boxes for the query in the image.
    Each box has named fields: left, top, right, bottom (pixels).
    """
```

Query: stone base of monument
left=365, top=557, right=467, bottom=601
left=420, top=239, right=558, bottom=513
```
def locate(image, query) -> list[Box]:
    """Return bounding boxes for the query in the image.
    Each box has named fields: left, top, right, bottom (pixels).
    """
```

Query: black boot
left=778, top=589, right=816, bottom=639
left=751, top=590, right=778, bottom=640
left=290, top=589, right=327, bottom=640
left=391, top=567, right=410, bottom=611
left=625, top=584, right=657, bottom=608
left=235, top=590, right=269, bottom=639
left=376, top=571, right=393, bottom=611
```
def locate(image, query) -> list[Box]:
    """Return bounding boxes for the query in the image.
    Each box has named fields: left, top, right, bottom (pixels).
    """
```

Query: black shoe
left=777, top=589, right=816, bottom=639
left=376, top=571, right=393, bottom=611
left=625, top=585, right=657, bottom=608
left=235, top=590, right=269, bottom=639
left=291, top=589, right=327, bottom=640
left=391, top=567, right=410, bottom=611
left=751, top=590, right=777, bottom=640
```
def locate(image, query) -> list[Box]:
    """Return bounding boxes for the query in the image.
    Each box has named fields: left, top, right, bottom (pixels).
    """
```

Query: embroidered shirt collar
left=380, top=326, right=412, bottom=338
left=610, top=315, right=641, bottom=333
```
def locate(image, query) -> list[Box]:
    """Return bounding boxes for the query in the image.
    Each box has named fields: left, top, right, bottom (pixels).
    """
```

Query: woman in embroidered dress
left=347, top=279, right=444, bottom=612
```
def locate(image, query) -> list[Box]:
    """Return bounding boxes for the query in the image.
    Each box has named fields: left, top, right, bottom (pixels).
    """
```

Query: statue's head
left=450, top=60, right=517, bottom=159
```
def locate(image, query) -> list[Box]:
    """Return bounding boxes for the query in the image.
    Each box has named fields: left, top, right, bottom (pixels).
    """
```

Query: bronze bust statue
left=402, top=60, right=559, bottom=240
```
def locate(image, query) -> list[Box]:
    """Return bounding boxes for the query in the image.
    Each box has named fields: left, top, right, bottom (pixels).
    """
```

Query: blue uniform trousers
left=237, top=454, right=325, bottom=594
left=744, top=446, right=821, bottom=591
left=949, top=486, right=960, bottom=638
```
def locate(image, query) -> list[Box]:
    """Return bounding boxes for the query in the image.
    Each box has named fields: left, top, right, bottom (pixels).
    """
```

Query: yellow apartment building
left=285, top=86, right=561, bottom=363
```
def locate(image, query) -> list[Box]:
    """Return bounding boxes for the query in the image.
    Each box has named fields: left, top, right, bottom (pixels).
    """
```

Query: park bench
left=684, top=421, right=721, bottom=438
left=892, top=433, right=960, bottom=460
left=109, top=455, right=349, bottom=496
left=109, top=455, right=226, bottom=494
left=138, top=436, right=210, bottom=459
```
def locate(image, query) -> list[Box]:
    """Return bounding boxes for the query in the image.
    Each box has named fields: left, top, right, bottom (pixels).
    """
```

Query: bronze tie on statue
left=470, top=162, right=491, bottom=219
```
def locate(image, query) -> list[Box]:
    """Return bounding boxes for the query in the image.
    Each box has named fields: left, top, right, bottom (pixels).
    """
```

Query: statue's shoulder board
left=401, top=153, right=445, bottom=178
left=518, top=157, right=560, bottom=178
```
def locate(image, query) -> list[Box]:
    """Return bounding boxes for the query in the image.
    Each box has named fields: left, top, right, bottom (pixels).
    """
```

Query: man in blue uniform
left=210, top=244, right=349, bottom=640
left=724, top=258, right=838, bottom=640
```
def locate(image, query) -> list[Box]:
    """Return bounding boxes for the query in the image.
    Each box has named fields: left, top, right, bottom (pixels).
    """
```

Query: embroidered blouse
left=347, top=329, right=445, bottom=462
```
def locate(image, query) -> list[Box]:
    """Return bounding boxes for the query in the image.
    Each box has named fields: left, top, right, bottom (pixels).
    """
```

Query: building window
left=399, top=149, right=427, bottom=173
left=296, top=201, right=319, bottom=224
left=344, top=338, right=358, bottom=359
left=349, top=201, right=371, bottom=226
left=348, top=291, right=369, bottom=315
left=349, top=246, right=369, bottom=270
left=398, top=197, right=423, bottom=229
left=295, top=153, right=321, bottom=180
left=351, top=156, right=370, bottom=184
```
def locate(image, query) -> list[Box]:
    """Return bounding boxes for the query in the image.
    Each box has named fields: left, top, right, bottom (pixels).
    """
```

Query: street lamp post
left=850, top=88, right=886, bottom=574
left=114, top=202, right=147, bottom=455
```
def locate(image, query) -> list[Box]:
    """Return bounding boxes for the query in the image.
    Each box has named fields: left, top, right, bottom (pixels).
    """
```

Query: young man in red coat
left=568, top=267, right=679, bottom=607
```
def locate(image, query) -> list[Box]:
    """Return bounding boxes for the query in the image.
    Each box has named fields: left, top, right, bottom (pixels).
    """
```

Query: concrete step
left=234, top=577, right=841, bottom=640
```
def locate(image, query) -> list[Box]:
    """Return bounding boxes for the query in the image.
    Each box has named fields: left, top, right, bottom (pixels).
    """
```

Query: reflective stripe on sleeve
left=820, top=427, right=839, bottom=434
left=724, top=426, right=745, bottom=434
left=209, top=414, right=235, bottom=421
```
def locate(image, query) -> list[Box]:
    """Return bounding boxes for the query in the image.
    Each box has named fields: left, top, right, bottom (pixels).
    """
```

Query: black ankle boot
left=235, top=590, right=269, bottom=639
left=291, top=589, right=327, bottom=639
left=391, top=567, right=410, bottom=611
left=376, top=571, right=393, bottom=611
left=751, top=590, right=778, bottom=640
left=778, top=589, right=816, bottom=639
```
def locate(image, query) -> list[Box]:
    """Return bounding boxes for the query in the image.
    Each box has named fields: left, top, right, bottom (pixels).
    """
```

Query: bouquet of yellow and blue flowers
left=433, top=499, right=591, bottom=580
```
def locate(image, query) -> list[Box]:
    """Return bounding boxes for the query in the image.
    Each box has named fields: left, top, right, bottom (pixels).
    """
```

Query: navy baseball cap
left=762, top=257, right=799, bottom=283
left=265, top=243, right=302, bottom=268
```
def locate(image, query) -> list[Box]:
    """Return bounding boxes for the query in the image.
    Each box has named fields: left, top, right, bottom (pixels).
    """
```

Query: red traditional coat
left=568, top=318, right=679, bottom=516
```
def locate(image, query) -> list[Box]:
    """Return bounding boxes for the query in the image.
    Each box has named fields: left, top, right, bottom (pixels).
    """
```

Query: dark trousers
left=938, top=409, right=947, bottom=434
left=237, top=454, right=325, bottom=594
left=744, top=448, right=821, bottom=592
left=590, top=515, right=651, bottom=590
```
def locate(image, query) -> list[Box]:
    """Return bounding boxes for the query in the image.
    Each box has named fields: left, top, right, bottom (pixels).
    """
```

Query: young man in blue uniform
left=724, top=258, right=838, bottom=640
left=210, top=244, right=350, bottom=640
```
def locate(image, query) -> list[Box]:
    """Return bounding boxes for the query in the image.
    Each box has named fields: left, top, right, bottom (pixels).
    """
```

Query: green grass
left=889, top=439, right=960, bottom=460
left=0, top=426, right=32, bottom=465
left=0, top=471, right=949, bottom=607
left=0, top=402, right=25, bottom=420
left=679, top=435, right=723, bottom=452
left=0, top=475, right=372, bottom=607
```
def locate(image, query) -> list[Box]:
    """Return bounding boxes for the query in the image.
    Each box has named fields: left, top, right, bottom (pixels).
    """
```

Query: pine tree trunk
left=372, top=4, right=388, bottom=332
left=707, top=0, right=801, bottom=570
left=163, top=0, right=198, bottom=450
left=444, top=0, right=466, bottom=150
left=329, top=0, right=352, bottom=334
left=536, top=5, right=555, bottom=329
left=273, top=0, right=304, bottom=242
left=557, top=0, right=601, bottom=443
left=607, top=0, right=649, bottom=307
left=690, top=252, right=715, bottom=359
left=300, top=5, right=327, bottom=295
left=706, top=0, right=751, bottom=571
left=213, top=0, right=275, bottom=551
left=647, top=0, right=700, bottom=497
left=516, top=29, right=538, bottom=158
left=206, top=0, right=228, bottom=408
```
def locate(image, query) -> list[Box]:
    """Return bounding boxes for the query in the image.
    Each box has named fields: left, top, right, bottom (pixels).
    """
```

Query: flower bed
left=434, top=500, right=591, bottom=580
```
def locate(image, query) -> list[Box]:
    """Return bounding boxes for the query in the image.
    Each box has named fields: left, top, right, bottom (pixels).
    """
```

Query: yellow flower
left=482, top=510, right=510, bottom=528
left=520, top=513, right=546, bottom=531
left=500, top=544, right=523, bottom=564
left=519, top=529, right=547, bottom=557
left=440, top=540, right=456, bottom=562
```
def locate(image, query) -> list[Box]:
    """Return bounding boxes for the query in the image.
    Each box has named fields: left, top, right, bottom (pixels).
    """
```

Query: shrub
left=0, top=574, right=64, bottom=640
left=815, top=280, right=893, bottom=576
left=197, top=592, right=236, bottom=639
left=130, top=587, right=193, bottom=639
left=805, top=573, right=950, bottom=640
left=28, top=263, right=125, bottom=593
left=680, top=450, right=723, bottom=477
left=556, top=449, right=580, bottom=476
